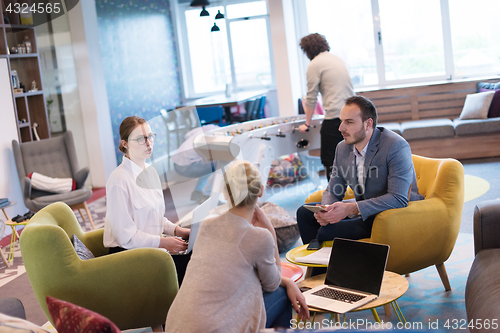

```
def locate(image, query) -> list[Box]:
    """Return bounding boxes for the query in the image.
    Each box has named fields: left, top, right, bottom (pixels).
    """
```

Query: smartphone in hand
left=302, top=204, right=327, bottom=213
left=306, top=239, right=322, bottom=250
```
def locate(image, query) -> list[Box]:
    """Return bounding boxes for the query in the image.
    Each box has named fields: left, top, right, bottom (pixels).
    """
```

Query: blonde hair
left=224, top=161, right=262, bottom=208
left=118, top=116, right=147, bottom=154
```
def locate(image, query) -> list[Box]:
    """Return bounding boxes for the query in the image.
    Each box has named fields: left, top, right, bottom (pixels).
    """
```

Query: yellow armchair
left=305, top=155, right=464, bottom=291
left=19, top=202, right=179, bottom=330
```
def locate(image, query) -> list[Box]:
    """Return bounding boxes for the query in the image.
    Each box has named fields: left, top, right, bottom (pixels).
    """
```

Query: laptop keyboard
left=312, top=287, right=366, bottom=304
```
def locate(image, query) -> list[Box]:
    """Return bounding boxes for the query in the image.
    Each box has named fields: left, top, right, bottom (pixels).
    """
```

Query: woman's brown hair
left=300, top=33, right=330, bottom=60
left=118, top=116, right=147, bottom=154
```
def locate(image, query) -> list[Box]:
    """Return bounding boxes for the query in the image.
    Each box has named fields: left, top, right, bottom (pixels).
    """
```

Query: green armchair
left=19, top=202, right=178, bottom=330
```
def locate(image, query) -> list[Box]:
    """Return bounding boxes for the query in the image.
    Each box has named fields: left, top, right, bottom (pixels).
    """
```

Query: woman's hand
left=252, top=205, right=273, bottom=231
left=159, top=237, right=188, bottom=254
left=175, top=226, right=190, bottom=241
left=282, top=278, right=310, bottom=321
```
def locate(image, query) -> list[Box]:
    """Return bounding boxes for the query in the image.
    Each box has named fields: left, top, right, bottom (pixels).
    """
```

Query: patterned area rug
left=0, top=157, right=498, bottom=328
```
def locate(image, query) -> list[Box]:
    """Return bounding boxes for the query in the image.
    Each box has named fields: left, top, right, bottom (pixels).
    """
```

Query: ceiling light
left=215, top=10, right=224, bottom=19
left=211, top=23, right=220, bottom=32
left=200, top=6, right=209, bottom=16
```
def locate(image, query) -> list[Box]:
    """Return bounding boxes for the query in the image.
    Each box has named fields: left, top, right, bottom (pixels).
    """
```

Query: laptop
left=302, top=238, right=389, bottom=314
left=174, top=197, right=213, bottom=255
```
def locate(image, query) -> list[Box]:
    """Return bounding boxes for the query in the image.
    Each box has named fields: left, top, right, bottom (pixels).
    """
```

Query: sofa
left=359, top=81, right=500, bottom=160
left=465, top=200, right=500, bottom=332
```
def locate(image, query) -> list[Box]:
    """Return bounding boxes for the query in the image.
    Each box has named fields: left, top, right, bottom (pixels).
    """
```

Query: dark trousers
left=109, top=246, right=191, bottom=286
left=296, top=204, right=374, bottom=275
left=320, top=118, right=343, bottom=182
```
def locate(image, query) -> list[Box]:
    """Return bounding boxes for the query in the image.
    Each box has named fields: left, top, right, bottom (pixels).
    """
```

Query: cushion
left=0, top=313, right=49, bottom=333
left=28, top=172, right=76, bottom=194
left=30, top=189, right=93, bottom=210
left=72, top=235, right=95, bottom=260
left=453, top=118, right=500, bottom=136
left=476, top=81, right=500, bottom=92
left=479, top=88, right=500, bottom=118
left=459, top=91, right=495, bottom=120
left=46, top=296, right=120, bottom=333
left=400, top=119, right=455, bottom=140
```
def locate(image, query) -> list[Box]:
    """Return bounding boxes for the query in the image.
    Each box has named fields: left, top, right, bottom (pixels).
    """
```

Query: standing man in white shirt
left=298, top=33, right=355, bottom=181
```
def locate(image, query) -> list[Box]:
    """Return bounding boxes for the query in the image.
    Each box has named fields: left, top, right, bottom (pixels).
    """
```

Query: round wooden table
left=297, top=271, right=409, bottom=324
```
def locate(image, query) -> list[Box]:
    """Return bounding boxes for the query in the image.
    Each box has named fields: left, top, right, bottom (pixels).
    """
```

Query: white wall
left=67, top=0, right=117, bottom=187
left=267, top=0, right=302, bottom=117
left=0, top=59, right=27, bottom=237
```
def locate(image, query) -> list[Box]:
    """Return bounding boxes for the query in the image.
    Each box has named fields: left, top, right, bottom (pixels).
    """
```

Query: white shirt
left=353, top=143, right=368, bottom=186
left=103, top=157, right=176, bottom=249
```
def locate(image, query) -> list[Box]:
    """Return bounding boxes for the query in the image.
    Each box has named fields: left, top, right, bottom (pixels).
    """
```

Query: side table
left=1, top=201, right=17, bottom=267
left=297, top=271, right=409, bottom=324
left=4, top=220, right=28, bottom=263
left=286, top=241, right=333, bottom=278
left=1, top=201, right=29, bottom=266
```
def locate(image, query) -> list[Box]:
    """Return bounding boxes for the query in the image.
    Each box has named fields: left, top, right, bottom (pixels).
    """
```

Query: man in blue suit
left=297, top=95, right=423, bottom=245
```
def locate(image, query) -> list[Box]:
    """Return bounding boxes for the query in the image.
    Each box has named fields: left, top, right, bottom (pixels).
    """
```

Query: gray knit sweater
left=165, top=211, right=281, bottom=333
left=305, top=51, right=354, bottom=119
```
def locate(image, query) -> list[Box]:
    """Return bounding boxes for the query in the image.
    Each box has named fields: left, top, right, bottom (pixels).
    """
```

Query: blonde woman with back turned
left=165, top=160, right=309, bottom=332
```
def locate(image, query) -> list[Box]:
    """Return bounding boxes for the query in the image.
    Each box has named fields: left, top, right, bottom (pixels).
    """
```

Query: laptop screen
left=324, top=238, right=389, bottom=295
left=187, top=197, right=213, bottom=253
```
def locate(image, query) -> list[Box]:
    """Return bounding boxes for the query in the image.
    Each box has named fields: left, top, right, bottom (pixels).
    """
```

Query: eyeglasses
left=130, top=133, right=156, bottom=145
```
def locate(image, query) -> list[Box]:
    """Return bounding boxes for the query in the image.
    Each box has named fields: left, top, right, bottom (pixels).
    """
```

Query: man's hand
left=314, top=202, right=359, bottom=225
left=298, top=124, right=310, bottom=133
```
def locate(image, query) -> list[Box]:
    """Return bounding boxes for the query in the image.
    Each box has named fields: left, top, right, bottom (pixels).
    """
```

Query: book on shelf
left=0, top=200, right=11, bottom=209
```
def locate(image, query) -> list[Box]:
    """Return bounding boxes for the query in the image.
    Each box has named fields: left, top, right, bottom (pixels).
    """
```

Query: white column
left=67, top=0, right=117, bottom=187
left=268, top=0, right=302, bottom=117
left=0, top=59, right=27, bottom=236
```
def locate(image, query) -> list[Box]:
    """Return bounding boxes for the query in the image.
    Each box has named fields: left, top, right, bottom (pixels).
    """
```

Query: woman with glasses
left=104, top=116, right=191, bottom=279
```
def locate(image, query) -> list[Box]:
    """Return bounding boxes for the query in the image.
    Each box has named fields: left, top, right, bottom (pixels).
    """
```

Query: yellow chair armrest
left=305, top=190, right=325, bottom=204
